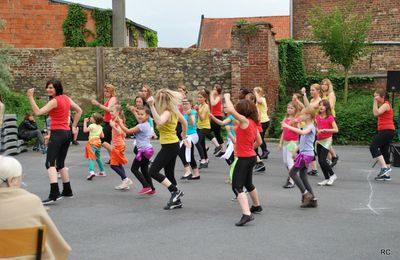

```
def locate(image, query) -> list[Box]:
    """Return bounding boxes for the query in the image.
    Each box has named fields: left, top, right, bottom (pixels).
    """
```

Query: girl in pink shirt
left=278, top=102, right=300, bottom=189
left=316, top=100, right=339, bottom=186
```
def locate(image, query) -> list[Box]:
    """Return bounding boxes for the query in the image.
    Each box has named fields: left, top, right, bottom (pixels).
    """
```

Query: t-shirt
left=235, top=119, right=258, bottom=157
left=136, top=122, right=153, bottom=149
left=282, top=117, right=299, bottom=141
left=197, top=103, right=211, bottom=129
left=88, top=124, right=103, bottom=139
left=257, top=98, right=270, bottom=123
left=316, top=114, right=335, bottom=140
left=184, top=109, right=197, bottom=135
left=299, top=124, right=315, bottom=156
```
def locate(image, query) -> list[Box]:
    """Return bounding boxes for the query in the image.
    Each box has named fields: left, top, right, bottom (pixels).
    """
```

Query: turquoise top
left=184, top=109, right=198, bottom=135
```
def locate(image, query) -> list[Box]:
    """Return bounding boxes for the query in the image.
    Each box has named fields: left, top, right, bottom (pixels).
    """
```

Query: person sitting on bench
left=18, top=112, right=46, bottom=153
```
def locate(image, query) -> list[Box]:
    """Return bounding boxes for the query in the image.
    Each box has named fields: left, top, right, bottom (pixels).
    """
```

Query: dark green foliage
left=144, top=31, right=158, bottom=48
left=62, top=4, right=88, bottom=47
left=278, top=39, right=307, bottom=98
left=90, top=8, right=113, bottom=47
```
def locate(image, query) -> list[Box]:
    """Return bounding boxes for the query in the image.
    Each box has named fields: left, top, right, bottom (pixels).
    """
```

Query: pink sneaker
left=147, top=190, right=157, bottom=196
left=138, top=187, right=152, bottom=195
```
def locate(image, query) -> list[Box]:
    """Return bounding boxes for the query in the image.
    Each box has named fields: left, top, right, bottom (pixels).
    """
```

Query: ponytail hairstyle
left=234, top=99, right=259, bottom=124
left=198, top=88, right=210, bottom=105
left=254, top=87, right=265, bottom=97
left=154, top=88, right=181, bottom=115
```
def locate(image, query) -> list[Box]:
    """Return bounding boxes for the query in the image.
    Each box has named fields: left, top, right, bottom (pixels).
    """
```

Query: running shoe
left=307, top=169, right=318, bottom=176
left=87, top=171, right=96, bottom=180
left=318, top=179, right=329, bottom=186
left=114, top=178, right=133, bottom=190
left=330, top=155, right=339, bottom=168
left=215, top=150, right=225, bottom=157
left=164, top=200, right=183, bottom=210
left=375, top=174, right=391, bottom=181
left=250, top=205, right=263, bottom=214
left=253, top=162, right=266, bottom=172
left=213, top=146, right=222, bottom=155
left=261, top=150, right=270, bottom=160
left=326, top=174, right=337, bottom=186
left=147, top=189, right=157, bottom=195
left=377, top=167, right=392, bottom=177
left=199, top=162, right=208, bottom=169
left=235, top=214, right=254, bottom=226
left=138, top=187, right=152, bottom=195
left=42, top=194, right=62, bottom=205
left=170, top=189, right=184, bottom=203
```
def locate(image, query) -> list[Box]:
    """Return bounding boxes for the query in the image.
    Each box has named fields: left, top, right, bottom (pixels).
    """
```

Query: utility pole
left=112, top=0, right=126, bottom=47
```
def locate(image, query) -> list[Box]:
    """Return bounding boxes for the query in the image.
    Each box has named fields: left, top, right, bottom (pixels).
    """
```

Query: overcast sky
left=67, top=0, right=290, bottom=47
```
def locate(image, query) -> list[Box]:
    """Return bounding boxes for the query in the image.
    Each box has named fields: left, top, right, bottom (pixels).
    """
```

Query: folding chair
left=0, top=226, right=47, bottom=260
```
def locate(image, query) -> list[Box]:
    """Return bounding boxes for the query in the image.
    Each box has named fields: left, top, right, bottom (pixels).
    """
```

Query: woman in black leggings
left=27, top=80, right=82, bottom=204
left=147, top=88, right=189, bottom=210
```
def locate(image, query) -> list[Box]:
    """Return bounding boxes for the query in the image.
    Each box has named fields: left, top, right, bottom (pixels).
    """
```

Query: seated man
left=0, top=156, right=71, bottom=259
left=18, top=112, right=46, bottom=153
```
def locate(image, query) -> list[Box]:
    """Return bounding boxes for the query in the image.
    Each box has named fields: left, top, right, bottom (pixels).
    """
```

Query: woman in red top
left=371, top=88, right=395, bottom=181
left=210, top=84, right=224, bottom=154
left=27, top=80, right=82, bottom=204
left=91, top=84, right=118, bottom=163
left=224, top=93, right=262, bottom=227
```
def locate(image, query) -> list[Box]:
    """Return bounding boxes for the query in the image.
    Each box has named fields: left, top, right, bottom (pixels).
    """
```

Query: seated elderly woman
left=18, top=112, right=46, bottom=153
left=0, top=156, right=71, bottom=259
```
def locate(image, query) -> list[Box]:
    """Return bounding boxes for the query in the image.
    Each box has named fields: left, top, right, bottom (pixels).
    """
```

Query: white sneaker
left=87, top=171, right=96, bottom=180
left=326, top=174, right=337, bottom=186
left=114, top=178, right=132, bottom=190
left=318, top=179, right=329, bottom=186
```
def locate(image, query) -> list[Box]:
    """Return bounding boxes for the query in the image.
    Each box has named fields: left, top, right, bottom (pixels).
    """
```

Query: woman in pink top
left=27, top=79, right=82, bottom=205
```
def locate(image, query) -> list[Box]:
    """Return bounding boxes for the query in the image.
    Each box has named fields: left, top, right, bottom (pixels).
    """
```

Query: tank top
left=257, top=98, right=270, bottom=123
left=157, top=112, right=179, bottom=144
left=103, top=97, right=117, bottom=123
left=49, top=95, right=70, bottom=130
left=197, top=103, right=211, bottom=129
left=235, top=119, right=257, bottom=157
left=211, top=96, right=223, bottom=117
left=378, top=101, right=395, bottom=131
left=322, top=94, right=336, bottom=117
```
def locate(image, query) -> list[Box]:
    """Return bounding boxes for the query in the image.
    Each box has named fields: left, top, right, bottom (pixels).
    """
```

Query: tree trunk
left=344, top=68, right=349, bottom=103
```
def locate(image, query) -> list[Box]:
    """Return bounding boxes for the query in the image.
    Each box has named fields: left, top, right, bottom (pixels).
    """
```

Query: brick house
left=291, top=0, right=400, bottom=88
left=0, top=0, right=156, bottom=48
left=196, top=15, right=290, bottom=49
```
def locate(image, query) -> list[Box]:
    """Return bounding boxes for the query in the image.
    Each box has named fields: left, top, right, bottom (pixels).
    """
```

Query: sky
left=67, top=0, right=290, bottom=47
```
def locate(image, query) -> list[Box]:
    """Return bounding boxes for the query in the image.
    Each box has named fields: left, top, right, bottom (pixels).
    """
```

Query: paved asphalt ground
left=15, top=141, right=400, bottom=260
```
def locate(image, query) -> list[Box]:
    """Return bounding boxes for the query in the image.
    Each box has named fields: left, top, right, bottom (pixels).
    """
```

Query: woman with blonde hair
left=320, top=78, right=339, bottom=167
left=147, top=88, right=189, bottom=210
left=91, top=84, right=118, bottom=166
left=254, top=87, right=270, bottom=159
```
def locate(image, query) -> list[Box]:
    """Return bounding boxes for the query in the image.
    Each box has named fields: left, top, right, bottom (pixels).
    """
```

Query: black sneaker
left=250, top=205, right=263, bottom=214
left=330, top=156, right=339, bottom=168
left=307, top=169, right=318, bottom=176
left=254, top=162, right=266, bottom=172
left=235, top=214, right=254, bottom=226
left=215, top=150, right=225, bottom=157
left=170, top=189, right=184, bottom=203
left=72, top=140, right=79, bottom=145
left=213, top=145, right=222, bottom=155
left=61, top=191, right=74, bottom=198
left=260, top=150, right=270, bottom=160
left=42, top=194, right=62, bottom=205
left=164, top=200, right=183, bottom=210
left=375, top=174, right=391, bottom=181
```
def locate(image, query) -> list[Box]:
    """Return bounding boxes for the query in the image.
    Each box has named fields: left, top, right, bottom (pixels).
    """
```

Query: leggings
left=101, top=122, right=112, bottom=144
left=178, top=142, right=197, bottom=169
left=196, top=128, right=212, bottom=160
left=260, top=121, right=270, bottom=153
left=289, top=159, right=314, bottom=195
left=88, top=146, right=104, bottom=172
left=149, top=142, right=180, bottom=185
left=369, top=130, right=395, bottom=164
left=317, top=143, right=334, bottom=180
left=46, top=130, right=71, bottom=169
left=232, top=156, right=257, bottom=194
left=131, top=148, right=154, bottom=189
left=211, top=116, right=224, bottom=145
left=111, top=165, right=127, bottom=180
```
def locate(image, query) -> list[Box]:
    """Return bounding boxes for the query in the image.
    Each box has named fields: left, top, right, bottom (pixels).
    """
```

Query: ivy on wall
left=89, top=8, right=113, bottom=47
left=144, top=31, right=158, bottom=48
left=127, top=22, right=138, bottom=47
left=235, top=19, right=260, bottom=40
left=62, top=4, right=90, bottom=47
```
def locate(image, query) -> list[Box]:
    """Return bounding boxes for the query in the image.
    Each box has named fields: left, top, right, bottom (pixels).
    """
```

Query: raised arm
left=373, top=98, right=389, bottom=117
left=210, top=91, right=221, bottom=106
left=92, top=96, right=117, bottom=113
left=224, top=93, right=248, bottom=128
left=210, top=113, right=232, bottom=126
left=146, top=96, right=172, bottom=125
left=27, top=88, right=57, bottom=116
left=301, top=87, right=310, bottom=107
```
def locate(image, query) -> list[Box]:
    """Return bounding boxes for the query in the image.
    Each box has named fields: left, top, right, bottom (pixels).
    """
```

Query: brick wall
left=293, top=0, right=400, bottom=41
left=231, top=22, right=279, bottom=113
left=0, top=0, right=95, bottom=48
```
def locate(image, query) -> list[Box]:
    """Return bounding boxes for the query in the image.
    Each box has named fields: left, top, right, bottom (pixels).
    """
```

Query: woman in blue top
left=179, top=98, right=200, bottom=180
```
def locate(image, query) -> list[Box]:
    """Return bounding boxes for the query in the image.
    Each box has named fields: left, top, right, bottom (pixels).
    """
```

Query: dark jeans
left=370, top=130, right=395, bottom=164
left=22, top=129, right=44, bottom=148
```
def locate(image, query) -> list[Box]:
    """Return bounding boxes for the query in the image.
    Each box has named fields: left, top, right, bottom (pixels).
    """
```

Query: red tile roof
left=198, top=16, right=290, bottom=49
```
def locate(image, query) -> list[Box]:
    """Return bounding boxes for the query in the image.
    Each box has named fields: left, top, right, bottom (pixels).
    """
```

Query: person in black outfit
left=18, top=112, right=46, bottom=153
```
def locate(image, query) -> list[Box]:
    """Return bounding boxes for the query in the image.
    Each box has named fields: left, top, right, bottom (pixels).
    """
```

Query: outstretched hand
left=146, top=96, right=154, bottom=106
left=26, top=88, right=35, bottom=98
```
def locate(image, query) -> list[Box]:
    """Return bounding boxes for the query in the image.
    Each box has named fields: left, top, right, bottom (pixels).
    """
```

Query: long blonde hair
left=155, top=88, right=181, bottom=115
left=104, top=84, right=116, bottom=97
left=320, top=78, right=334, bottom=95
left=254, top=87, right=265, bottom=96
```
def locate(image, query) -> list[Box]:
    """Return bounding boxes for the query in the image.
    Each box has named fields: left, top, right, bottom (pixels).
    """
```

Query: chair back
left=0, top=226, right=47, bottom=260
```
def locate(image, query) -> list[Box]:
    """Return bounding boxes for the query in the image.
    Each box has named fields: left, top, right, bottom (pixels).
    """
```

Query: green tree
left=62, top=4, right=88, bottom=47
left=308, top=2, right=372, bottom=102
left=0, top=20, right=12, bottom=96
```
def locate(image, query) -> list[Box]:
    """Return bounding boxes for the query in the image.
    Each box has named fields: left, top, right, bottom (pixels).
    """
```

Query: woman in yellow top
left=300, top=83, right=322, bottom=176
left=195, top=89, right=214, bottom=168
left=320, top=78, right=339, bottom=167
left=254, top=87, right=270, bottom=159
left=147, top=88, right=189, bottom=210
